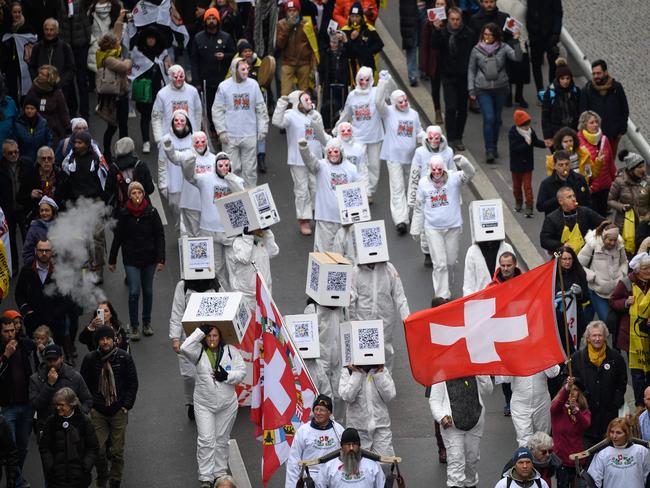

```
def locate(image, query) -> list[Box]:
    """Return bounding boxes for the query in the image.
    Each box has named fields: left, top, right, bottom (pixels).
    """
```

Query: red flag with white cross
left=404, top=259, right=565, bottom=386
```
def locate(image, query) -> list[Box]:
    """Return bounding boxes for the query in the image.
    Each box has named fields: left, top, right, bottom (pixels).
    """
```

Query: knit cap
left=94, top=325, right=116, bottom=343
left=313, top=394, right=333, bottom=413
left=513, top=110, right=531, bottom=127
left=39, top=195, right=59, bottom=211
left=349, top=2, right=362, bottom=15
left=204, top=7, right=220, bottom=22
left=555, top=57, right=572, bottom=79
left=620, top=149, right=645, bottom=171
left=115, top=137, right=135, bottom=157
left=74, top=131, right=92, bottom=146
left=23, top=93, right=40, bottom=109
left=340, top=428, right=361, bottom=445
left=286, top=0, right=301, bottom=10
left=128, top=181, right=145, bottom=196
left=512, top=447, right=533, bottom=463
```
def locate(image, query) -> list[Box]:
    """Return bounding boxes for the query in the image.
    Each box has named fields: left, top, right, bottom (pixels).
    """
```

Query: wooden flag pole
left=555, top=252, right=573, bottom=377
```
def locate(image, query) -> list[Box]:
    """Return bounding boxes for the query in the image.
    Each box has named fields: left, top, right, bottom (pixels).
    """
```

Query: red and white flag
left=250, top=273, right=317, bottom=486
left=404, top=259, right=565, bottom=385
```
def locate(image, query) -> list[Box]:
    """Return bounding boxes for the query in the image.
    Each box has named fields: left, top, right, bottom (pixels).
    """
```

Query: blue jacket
left=14, top=113, right=53, bottom=164
left=22, top=219, right=53, bottom=266
left=0, top=96, right=18, bottom=143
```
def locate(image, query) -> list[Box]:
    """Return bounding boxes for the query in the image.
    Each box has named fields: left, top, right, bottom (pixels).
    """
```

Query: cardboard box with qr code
left=178, top=236, right=215, bottom=280
left=181, top=292, right=251, bottom=344
left=353, top=219, right=389, bottom=264
left=215, top=183, right=280, bottom=237
left=305, top=252, right=353, bottom=307
left=285, top=313, right=320, bottom=359
left=469, top=198, right=505, bottom=243
left=336, top=181, right=371, bottom=225
left=340, top=320, right=385, bottom=366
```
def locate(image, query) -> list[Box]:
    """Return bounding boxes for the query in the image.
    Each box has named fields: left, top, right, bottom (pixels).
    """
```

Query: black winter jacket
left=540, top=207, right=604, bottom=253
left=0, top=156, right=32, bottom=216
left=109, top=204, right=165, bottom=268
left=399, top=0, right=419, bottom=49
left=80, top=346, right=138, bottom=416
left=0, top=338, right=36, bottom=406
left=28, top=37, right=75, bottom=88
left=190, top=29, right=236, bottom=88
left=526, top=0, right=563, bottom=40
left=17, top=166, right=70, bottom=217
left=39, top=407, right=98, bottom=488
left=29, top=362, right=93, bottom=422
left=469, top=7, right=510, bottom=45
left=430, top=24, right=475, bottom=79
left=579, top=79, right=629, bottom=140
left=536, top=171, right=591, bottom=214
left=508, top=125, right=545, bottom=173
left=58, top=0, right=92, bottom=48
left=0, top=415, right=18, bottom=487
left=105, top=155, right=155, bottom=210
left=541, top=81, right=581, bottom=139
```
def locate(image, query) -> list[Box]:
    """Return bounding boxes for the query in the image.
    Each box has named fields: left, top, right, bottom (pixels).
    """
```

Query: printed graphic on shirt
left=609, top=453, right=636, bottom=467
left=305, top=123, right=315, bottom=140
left=212, top=183, right=231, bottom=202
left=233, top=93, right=251, bottom=111
left=397, top=120, right=414, bottom=138
left=313, top=435, right=337, bottom=449
left=195, top=163, right=212, bottom=175
left=428, top=187, right=449, bottom=208
left=336, top=466, right=367, bottom=481
left=347, top=155, right=358, bottom=166
left=329, top=171, right=349, bottom=190
left=171, top=100, right=189, bottom=114
left=352, top=103, right=371, bottom=121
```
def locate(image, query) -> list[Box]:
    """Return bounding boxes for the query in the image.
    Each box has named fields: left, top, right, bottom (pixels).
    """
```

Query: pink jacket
left=578, top=131, right=616, bottom=194
left=551, top=386, right=592, bottom=466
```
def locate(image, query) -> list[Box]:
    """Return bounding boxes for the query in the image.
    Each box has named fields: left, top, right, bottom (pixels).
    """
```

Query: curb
left=375, top=18, right=544, bottom=271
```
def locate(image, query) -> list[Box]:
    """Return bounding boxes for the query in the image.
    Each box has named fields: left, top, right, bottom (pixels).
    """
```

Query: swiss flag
left=404, top=260, right=565, bottom=386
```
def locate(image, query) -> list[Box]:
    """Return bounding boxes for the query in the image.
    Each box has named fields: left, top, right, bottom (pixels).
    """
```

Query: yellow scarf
left=96, top=48, right=121, bottom=71
left=581, top=129, right=601, bottom=147
left=587, top=343, right=606, bottom=367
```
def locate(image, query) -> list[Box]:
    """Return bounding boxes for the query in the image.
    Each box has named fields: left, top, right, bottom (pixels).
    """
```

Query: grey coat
left=467, top=42, right=521, bottom=96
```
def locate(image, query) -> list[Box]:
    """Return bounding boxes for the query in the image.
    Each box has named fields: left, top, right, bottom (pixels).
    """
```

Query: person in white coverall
left=272, top=90, right=324, bottom=236
left=338, top=365, right=397, bottom=456
left=410, top=154, right=475, bottom=299
left=462, top=240, right=514, bottom=296
left=502, top=365, right=561, bottom=447
left=337, top=66, right=384, bottom=202
left=428, top=376, right=493, bottom=488
left=156, top=109, right=194, bottom=232
left=168, top=278, right=219, bottom=420
left=298, top=137, right=359, bottom=252
left=332, top=223, right=357, bottom=265
left=180, top=325, right=245, bottom=487
left=164, top=130, right=216, bottom=237
left=285, top=394, right=344, bottom=488
left=349, top=262, right=410, bottom=371
left=375, top=71, right=423, bottom=234
left=212, top=57, right=269, bottom=189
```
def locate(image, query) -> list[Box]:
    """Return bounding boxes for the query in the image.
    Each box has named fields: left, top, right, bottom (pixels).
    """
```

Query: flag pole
left=555, top=253, right=573, bottom=377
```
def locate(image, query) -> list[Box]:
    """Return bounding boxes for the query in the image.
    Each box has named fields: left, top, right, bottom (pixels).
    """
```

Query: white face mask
left=216, top=159, right=231, bottom=176
left=339, top=123, right=353, bottom=142
left=299, top=93, right=312, bottom=112
left=427, top=132, right=441, bottom=146
left=171, top=70, right=185, bottom=88
left=173, top=115, right=187, bottom=131
left=327, top=147, right=341, bottom=163
left=193, top=136, right=207, bottom=153
left=396, top=96, right=409, bottom=111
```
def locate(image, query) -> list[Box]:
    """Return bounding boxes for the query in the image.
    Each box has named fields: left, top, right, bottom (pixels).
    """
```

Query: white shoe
left=142, top=142, right=151, bottom=153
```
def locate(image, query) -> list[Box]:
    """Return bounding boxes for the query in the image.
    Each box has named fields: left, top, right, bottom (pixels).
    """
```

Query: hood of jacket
left=422, top=134, right=450, bottom=153
left=115, top=154, right=140, bottom=171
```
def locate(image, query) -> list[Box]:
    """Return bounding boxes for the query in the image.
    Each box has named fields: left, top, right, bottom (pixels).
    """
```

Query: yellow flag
left=623, top=208, right=636, bottom=255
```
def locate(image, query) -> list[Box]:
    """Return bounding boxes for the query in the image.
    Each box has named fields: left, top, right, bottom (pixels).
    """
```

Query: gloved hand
left=257, top=132, right=266, bottom=142
left=219, top=132, right=229, bottom=146
left=161, top=133, right=173, bottom=150
left=200, top=324, right=212, bottom=335
left=569, top=283, right=582, bottom=297
left=213, top=365, right=228, bottom=382
left=298, top=138, right=308, bottom=148
left=379, top=69, right=390, bottom=81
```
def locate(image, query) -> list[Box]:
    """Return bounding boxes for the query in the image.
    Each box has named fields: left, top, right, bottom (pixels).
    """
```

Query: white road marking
left=229, top=439, right=252, bottom=488
left=150, top=184, right=168, bottom=226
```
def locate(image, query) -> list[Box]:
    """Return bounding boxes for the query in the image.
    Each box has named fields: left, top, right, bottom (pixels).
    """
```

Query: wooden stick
left=555, top=254, right=573, bottom=376
left=299, top=449, right=402, bottom=466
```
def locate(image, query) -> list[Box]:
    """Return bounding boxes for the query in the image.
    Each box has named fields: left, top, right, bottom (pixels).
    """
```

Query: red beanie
left=204, top=7, right=220, bottom=22
left=286, top=0, right=301, bottom=10
left=514, top=110, right=531, bottom=126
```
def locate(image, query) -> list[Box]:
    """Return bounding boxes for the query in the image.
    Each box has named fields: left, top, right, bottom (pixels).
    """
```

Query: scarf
left=587, top=343, right=606, bottom=367
left=206, top=345, right=224, bottom=370
left=98, top=348, right=118, bottom=406
left=32, top=77, right=55, bottom=94
left=11, top=16, right=25, bottom=33
left=126, top=198, right=148, bottom=218
left=516, top=126, right=532, bottom=145
left=96, top=47, right=121, bottom=70
left=582, top=129, right=602, bottom=147
left=446, top=23, right=462, bottom=57
left=477, top=40, right=500, bottom=55
left=93, top=2, right=112, bottom=19
left=592, top=76, right=614, bottom=96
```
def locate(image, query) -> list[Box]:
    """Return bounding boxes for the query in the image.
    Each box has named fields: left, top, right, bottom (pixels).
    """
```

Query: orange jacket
left=333, top=0, right=377, bottom=27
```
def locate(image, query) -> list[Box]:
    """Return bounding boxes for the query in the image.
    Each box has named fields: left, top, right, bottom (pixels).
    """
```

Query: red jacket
left=577, top=131, right=616, bottom=194
left=550, top=386, right=591, bottom=466
left=333, top=0, right=377, bottom=27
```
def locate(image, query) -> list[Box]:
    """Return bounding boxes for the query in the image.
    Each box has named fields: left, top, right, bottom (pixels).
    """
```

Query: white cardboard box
left=285, top=313, right=320, bottom=359
left=306, top=252, right=353, bottom=307
left=178, top=236, right=215, bottom=280
left=216, top=183, right=280, bottom=237
left=353, top=220, right=389, bottom=264
left=336, top=181, right=371, bottom=225
left=340, top=320, right=385, bottom=366
left=181, top=292, right=251, bottom=345
left=469, top=199, right=505, bottom=243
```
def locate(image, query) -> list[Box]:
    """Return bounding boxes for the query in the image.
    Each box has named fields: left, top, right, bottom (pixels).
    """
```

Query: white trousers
left=356, top=427, right=395, bottom=457
left=289, top=165, right=316, bottom=220
left=177, top=352, right=196, bottom=405
left=225, top=135, right=258, bottom=188
left=440, top=414, right=484, bottom=487
left=366, top=141, right=382, bottom=198
left=424, top=227, right=461, bottom=299
left=386, top=161, right=410, bottom=226
left=511, top=399, right=552, bottom=447
left=314, top=220, right=341, bottom=252
left=194, top=400, right=238, bottom=481
left=180, top=208, right=201, bottom=237
left=202, top=230, right=234, bottom=291
left=167, top=191, right=181, bottom=233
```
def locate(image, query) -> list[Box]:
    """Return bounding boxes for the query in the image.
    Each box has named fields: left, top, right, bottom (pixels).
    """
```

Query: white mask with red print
left=338, top=122, right=353, bottom=142
left=390, top=89, right=409, bottom=112
left=193, top=132, right=208, bottom=154
left=215, top=154, right=231, bottom=177
left=326, top=140, right=343, bottom=164
left=429, top=155, right=445, bottom=181
left=169, top=66, right=185, bottom=89
left=426, top=125, right=442, bottom=148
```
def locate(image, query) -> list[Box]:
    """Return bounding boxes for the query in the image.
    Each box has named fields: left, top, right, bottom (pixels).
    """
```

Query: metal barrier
left=560, top=27, right=650, bottom=163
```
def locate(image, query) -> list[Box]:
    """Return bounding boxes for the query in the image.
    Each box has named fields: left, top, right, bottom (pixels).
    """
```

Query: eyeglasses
left=539, top=449, right=553, bottom=455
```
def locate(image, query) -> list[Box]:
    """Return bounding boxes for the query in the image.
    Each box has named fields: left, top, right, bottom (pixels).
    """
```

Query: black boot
left=257, top=153, right=267, bottom=173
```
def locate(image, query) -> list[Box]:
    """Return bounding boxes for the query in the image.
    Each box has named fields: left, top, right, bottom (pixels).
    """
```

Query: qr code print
left=189, top=241, right=208, bottom=260
left=224, top=199, right=250, bottom=228
left=358, top=328, right=379, bottom=350
left=361, top=227, right=382, bottom=248
left=341, top=187, right=363, bottom=208
left=196, top=296, right=229, bottom=317
left=326, top=271, right=347, bottom=292
left=309, top=260, right=320, bottom=291
left=253, top=190, right=271, bottom=213
left=343, top=333, right=352, bottom=364
left=293, top=322, right=311, bottom=342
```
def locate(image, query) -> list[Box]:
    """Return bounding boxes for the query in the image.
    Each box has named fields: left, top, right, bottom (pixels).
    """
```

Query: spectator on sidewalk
left=579, top=59, right=629, bottom=156
left=526, top=0, right=562, bottom=93
left=537, top=150, right=591, bottom=215
left=541, top=59, right=581, bottom=147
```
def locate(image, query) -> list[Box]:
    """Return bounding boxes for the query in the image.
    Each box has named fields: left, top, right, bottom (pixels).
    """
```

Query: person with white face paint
left=164, top=130, right=216, bottom=237
left=272, top=90, right=325, bottom=236
left=298, top=137, right=359, bottom=252
left=375, top=71, right=423, bottom=235
left=411, top=154, right=475, bottom=299
left=337, top=66, right=384, bottom=202
left=212, top=57, right=269, bottom=189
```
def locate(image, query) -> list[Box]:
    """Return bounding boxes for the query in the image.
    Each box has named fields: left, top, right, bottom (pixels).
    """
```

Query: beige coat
left=577, top=230, right=628, bottom=298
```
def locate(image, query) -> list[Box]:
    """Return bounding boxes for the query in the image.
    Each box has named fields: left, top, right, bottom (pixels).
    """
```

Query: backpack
left=537, top=83, right=578, bottom=104
left=506, top=478, right=542, bottom=488
left=112, top=161, right=141, bottom=208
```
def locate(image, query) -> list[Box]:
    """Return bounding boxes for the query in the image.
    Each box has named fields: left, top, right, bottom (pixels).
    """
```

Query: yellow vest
left=560, top=223, right=585, bottom=253
left=629, top=283, right=650, bottom=372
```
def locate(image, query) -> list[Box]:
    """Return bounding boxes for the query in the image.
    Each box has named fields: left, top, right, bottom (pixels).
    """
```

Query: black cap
left=313, top=394, right=333, bottom=413
left=349, top=2, right=362, bottom=15
left=94, top=325, right=116, bottom=343
left=341, top=428, right=361, bottom=445
left=43, top=343, right=63, bottom=359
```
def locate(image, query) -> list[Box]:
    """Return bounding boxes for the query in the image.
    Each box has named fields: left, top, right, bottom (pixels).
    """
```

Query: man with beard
left=157, top=110, right=194, bottom=234
left=80, top=326, right=138, bottom=488
left=299, top=137, right=359, bottom=252
left=212, top=57, right=268, bottom=188
left=272, top=90, right=325, bottom=235
left=579, top=59, right=629, bottom=156
left=317, top=428, right=385, bottom=487
left=410, top=155, right=475, bottom=299
left=376, top=71, right=423, bottom=235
